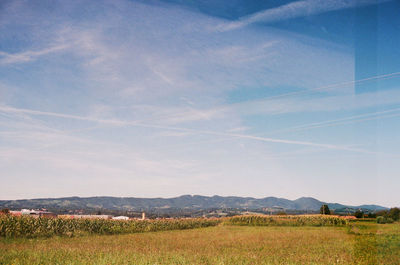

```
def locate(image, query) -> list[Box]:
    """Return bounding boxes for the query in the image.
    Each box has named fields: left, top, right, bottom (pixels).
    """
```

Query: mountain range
left=0, top=195, right=387, bottom=212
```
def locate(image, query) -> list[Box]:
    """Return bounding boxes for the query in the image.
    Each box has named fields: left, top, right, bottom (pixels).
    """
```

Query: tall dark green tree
left=320, top=204, right=330, bottom=215
left=387, top=207, right=400, bottom=221
left=354, top=210, right=364, bottom=218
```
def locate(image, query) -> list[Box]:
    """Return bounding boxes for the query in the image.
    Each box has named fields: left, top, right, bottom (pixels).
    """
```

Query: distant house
left=21, top=209, right=36, bottom=215
left=19, top=209, right=56, bottom=218
left=112, top=216, right=129, bottom=220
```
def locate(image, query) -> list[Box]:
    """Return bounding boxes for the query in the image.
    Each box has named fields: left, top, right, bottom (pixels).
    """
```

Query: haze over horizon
left=1, top=0, right=400, bottom=207
left=1, top=194, right=393, bottom=209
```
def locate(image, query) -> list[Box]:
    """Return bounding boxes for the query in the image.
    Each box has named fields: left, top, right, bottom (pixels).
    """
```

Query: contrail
left=246, top=71, right=400, bottom=102
left=0, top=104, right=372, bottom=153
left=113, top=71, right=400, bottom=127
left=220, top=0, right=392, bottom=31
left=131, top=122, right=384, bottom=155
left=3, top=71, right=400, bottom=154
left=303, top=113, right=400, bottom=131
left=269, top=107, right=400, bottom=134
left=0, top=105, right=127, bottom=126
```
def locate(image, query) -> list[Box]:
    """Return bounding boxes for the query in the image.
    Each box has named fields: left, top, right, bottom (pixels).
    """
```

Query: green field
left=1, top=221, right=399, bottom=265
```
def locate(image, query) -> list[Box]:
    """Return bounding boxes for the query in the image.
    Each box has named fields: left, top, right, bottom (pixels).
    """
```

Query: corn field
left=0, top=215, right=221, bottom=238
left=224, top=215, right=348, bottom=227
left=0, top=214, right=350, bottom=238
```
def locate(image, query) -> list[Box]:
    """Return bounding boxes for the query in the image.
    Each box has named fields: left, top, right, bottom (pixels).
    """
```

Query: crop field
left=225, top=215, right=348, bottom=226
left=0, top=216, right=220, bottom=238
left=0, top=215, right=346, bottom=238
left=0, top=216, right=399, bottom=265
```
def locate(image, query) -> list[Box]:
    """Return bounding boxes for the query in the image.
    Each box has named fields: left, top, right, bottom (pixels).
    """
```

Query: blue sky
left=0, top=0, right=399, bottom=207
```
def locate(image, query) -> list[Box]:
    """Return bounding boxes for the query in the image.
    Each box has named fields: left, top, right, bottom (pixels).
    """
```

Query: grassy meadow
left=1, top=218, right=399, bottom=265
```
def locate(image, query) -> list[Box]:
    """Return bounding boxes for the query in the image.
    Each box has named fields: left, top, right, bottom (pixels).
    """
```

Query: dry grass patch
left=1, top=222, right=399, bottom=264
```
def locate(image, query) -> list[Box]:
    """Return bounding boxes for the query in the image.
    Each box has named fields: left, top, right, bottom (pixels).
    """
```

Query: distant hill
left=0, top=195, right=388, bottom=212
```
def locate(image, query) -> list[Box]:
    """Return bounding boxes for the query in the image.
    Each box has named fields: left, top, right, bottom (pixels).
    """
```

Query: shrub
left=385, top=217, right=394, bottom=224
left=377, top=216, right=385, bottom=224
left=376, top=216, right=394, bottom=224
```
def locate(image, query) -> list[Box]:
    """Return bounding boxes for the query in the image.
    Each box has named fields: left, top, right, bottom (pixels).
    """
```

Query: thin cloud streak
left=234, top=71, right=400, bottom=104
left=229, top=86, right=400, bottom=118
left=268, top=106, right=400, bottom=134
left=219, top=0, right=392, bottom=31
left=0, top=104, right=376, bottom=154
left=0, top=105, right=127, bottom=126
left=105, top=71, right=400, bottom=127
left=0, top=44, right=69, bottom=64
left=301, top=112, right=400, bottom=130
left=143, top=125, right=377, bottom=154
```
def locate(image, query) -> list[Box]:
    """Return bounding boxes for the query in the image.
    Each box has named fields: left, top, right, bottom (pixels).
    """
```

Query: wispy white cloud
left=0, top=104, right=379, bottom=154
left=228, top=87, right=400, bottom=117
left=219, top=0, right=391, bottom=31
left=0, top=146, right=197, bottom=184
left=227, top=0, right=391, bottom=31
left=0, top=0, right=355, bottom=106
left=0, top=105, right=127, bottom=126
left=268, top=106, right=400, bottom=134
left=1, top=0, right=398, bottom=204
left=0, top=44, right=69, bottom=64
left=227, top=126, right=251, bottom=132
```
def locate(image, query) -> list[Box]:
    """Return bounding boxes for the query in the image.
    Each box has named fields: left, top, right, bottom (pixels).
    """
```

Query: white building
left=112, top=216, right=129, bottom=220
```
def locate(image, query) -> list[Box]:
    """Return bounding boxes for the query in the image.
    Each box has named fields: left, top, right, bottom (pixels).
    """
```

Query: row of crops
left=224, top=215, right=348, bottom=227
left=0, top=214, right=349, bottom=238
left=0, top=215, right=221, bottom=238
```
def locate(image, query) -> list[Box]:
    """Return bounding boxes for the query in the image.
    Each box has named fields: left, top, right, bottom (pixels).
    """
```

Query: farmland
left=0, top=216, right=399, bottom=264
left=0, top=215, right=219, bottom=238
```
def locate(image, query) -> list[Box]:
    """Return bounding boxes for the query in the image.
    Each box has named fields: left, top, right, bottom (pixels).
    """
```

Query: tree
left=387, top=207, right=400, bottom=221
left=354, top=210, right=364, bottom=218
left=1, top=208, right=10, bottom=214
left=320, top=204, right=330, bottom=215
left=376, top=210, right=388, bottom=217
left=367, top=212, right=376, bottom=218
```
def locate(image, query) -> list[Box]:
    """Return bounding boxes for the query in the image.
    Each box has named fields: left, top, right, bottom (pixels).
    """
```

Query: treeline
left=0, top=215, right=220, bottom=238
left=351, top=207, right=399, bottom=222
left=374, top=208, right=400, bottom=224
left=319, top=204, right=400, bottom=223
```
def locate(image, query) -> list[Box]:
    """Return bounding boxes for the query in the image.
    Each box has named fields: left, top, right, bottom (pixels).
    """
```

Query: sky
left=0, top=0, right=399, bottom=207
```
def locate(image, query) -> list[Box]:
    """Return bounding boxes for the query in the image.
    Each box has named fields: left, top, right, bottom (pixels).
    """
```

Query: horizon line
left=0, top=194, right=390, bottom=208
